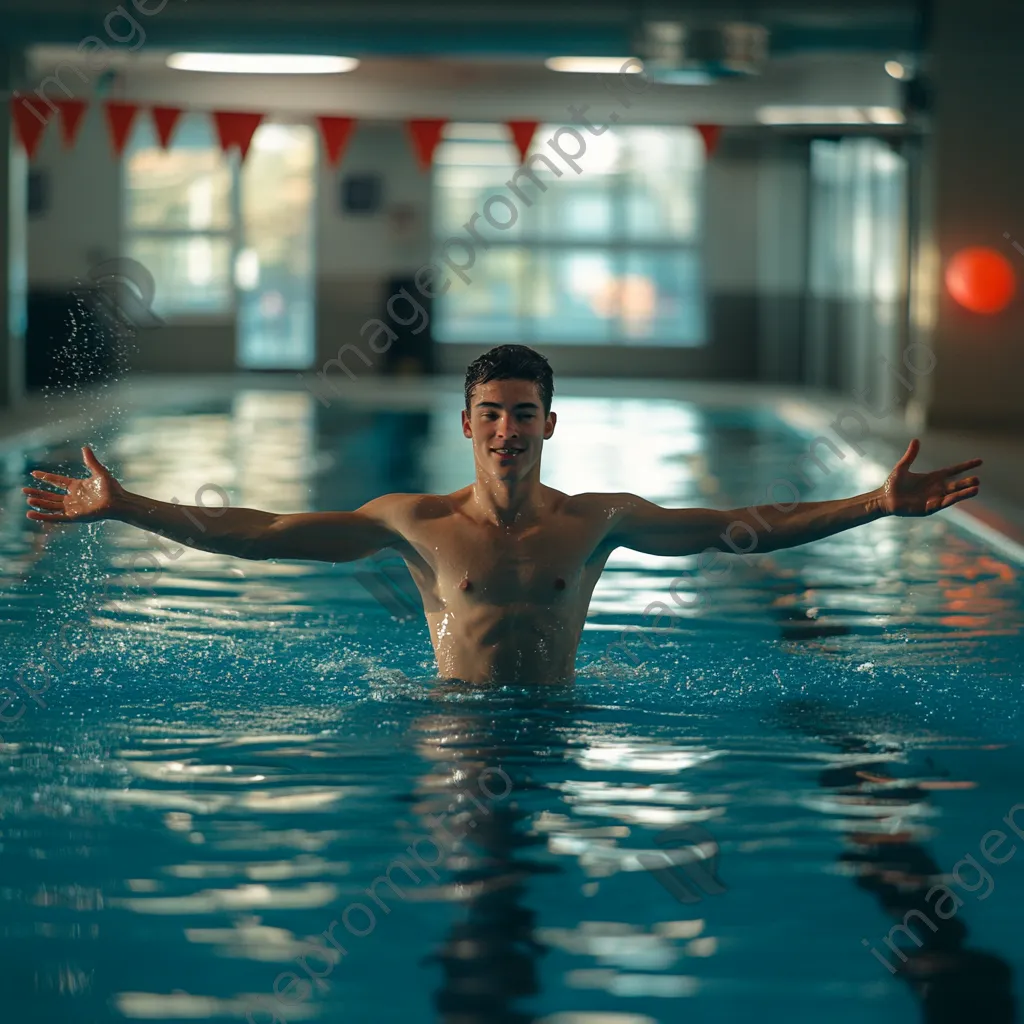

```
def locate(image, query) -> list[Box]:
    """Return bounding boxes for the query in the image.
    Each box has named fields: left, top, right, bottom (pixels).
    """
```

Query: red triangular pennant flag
left=10, top=96, right=53, bottom=160
left=104, top=101, right=140, bottom=157
left=696, top=124, right=723, bottom=158
left=151, top=106, right=184, bottom=149
left=211, top=110, right=264, bottom=161
left=506, top=121, right=539, bottom=163
left=406, top=119, right=448, bottom=172
left=315, top=116, right=357, bottom=168
left=54, top=99, right=88, bottom=149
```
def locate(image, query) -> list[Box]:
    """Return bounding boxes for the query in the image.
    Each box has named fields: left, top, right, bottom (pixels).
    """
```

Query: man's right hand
left=23, top=446, right=126, bottom=524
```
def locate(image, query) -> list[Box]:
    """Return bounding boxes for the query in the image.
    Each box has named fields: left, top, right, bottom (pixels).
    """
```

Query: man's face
left=462, top=378, right=556, bottom=481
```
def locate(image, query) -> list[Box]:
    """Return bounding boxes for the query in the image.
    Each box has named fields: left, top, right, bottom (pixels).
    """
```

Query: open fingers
left=941, top=458, right=983, bottom=477
left=23, top=486, right=65, bottom=500
left=26, top=509, right=71, bottom=522
left=939, top=486, right=980, bottom=510
left=29, top=470, right=72, bottom=489
left=897, top=438, right=921, bottom=468
left=946, top=476, right=980, bottom=494
left=23, top=488, right=66, bottom=512
left=25, top=496, right=64, bottom=511
left=82, top=446, right=108, bottom=474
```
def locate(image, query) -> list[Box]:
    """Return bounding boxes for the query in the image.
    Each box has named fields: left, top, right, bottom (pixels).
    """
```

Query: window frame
left=431, top=123, right=708, bottom=348
left=122, top=116, right=241, bottom=323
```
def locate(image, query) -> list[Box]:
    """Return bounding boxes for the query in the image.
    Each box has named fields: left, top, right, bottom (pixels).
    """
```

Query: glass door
left=805, top=137, right=908, bottom=401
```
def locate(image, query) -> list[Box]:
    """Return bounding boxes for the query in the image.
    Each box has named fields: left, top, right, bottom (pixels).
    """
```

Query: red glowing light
left=945, top=247, right=1017, bottom=314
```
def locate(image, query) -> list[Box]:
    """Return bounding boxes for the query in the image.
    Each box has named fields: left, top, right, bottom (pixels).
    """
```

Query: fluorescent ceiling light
left=545, top=57, right=644, bottom=74
left=167, top=53, right=359, bottom=74
left=757, top=105, right=905, bottom=125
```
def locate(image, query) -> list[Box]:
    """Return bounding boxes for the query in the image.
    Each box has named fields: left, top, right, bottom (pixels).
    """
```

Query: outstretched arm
left=607, top=440, right=982, bottom=557
left=23, top=446, right=402, bottom=563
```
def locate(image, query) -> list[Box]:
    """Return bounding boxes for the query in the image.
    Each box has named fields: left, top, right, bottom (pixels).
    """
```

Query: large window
left=432, top=123, right=706, bottom=346
left=124, top=115, right=316, bottom=369
left=124, top=113, right=234, bottom=317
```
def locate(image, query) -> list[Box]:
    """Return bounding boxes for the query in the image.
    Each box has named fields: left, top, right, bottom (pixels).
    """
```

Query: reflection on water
left=0, top=383, right=1022, bottom=1023
left=412, top=685, right=554, bottom=1024
left=775, top=700, right=1016, bottom=1023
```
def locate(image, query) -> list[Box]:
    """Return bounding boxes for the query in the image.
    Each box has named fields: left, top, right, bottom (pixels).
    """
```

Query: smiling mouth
left=491, top=447, right=525, bottom=456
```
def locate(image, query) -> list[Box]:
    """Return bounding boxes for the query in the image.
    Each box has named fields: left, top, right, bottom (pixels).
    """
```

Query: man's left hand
left=880, top=439, right=982, bottom=517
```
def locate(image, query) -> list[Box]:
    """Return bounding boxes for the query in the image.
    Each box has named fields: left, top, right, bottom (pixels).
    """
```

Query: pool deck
left=3, top=372, right=1022, bottom=553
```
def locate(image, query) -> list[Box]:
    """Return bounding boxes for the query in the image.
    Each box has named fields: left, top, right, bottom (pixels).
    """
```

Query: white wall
left=919, top=0, right=1024, bottom=429
left=26, top=101, right=121, bottom=287
left=756, top=140, right=809, bottom=381
left=316, top=122, right=432, bottom=279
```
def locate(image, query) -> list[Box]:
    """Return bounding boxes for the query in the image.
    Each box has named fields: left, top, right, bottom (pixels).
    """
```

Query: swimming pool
left=1, top=381, right=1022, bottom=1023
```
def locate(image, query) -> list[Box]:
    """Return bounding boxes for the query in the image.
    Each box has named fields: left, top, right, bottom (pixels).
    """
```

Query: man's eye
left=519, top=413, right=535, bottom=421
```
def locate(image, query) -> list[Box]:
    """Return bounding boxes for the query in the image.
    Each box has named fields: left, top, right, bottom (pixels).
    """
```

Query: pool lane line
left=945, top=506, right=1024, bottom=568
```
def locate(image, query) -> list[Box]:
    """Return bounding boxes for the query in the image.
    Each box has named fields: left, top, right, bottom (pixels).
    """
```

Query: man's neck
left=470, top=466, right=545, bottom=527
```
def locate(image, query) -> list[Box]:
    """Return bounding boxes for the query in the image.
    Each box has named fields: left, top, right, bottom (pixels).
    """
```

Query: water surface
left=1, top=384, right=1021, bottom=1023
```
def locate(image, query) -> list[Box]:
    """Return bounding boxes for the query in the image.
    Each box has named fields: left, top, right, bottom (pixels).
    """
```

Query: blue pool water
left=1, top=382, right=1022, bottom=1024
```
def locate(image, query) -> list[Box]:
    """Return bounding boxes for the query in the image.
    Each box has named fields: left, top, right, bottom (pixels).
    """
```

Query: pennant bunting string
left=104, top=101, right=141, bottom=157
left=54, top=100, right=88, bottom=149
left=696, top=124, right=723, bottom=158
left=506, top=120, right=539, bottom=163
left=406, top=119, right=448, bottom=172
left=10, top=96, right=52, bottom=160
left=151, top=106, right=185, bottom=150
left=315, top=115, right=357, bottom=168
left=211, top=110, right=265, bottom=161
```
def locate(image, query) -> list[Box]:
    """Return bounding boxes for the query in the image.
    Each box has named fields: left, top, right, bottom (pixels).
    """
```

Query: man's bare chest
left=406, top=516, right=606, bottom=605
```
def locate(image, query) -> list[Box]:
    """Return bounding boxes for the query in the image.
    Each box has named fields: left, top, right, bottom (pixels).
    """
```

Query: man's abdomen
left=428, top=603, right=582, bottom=684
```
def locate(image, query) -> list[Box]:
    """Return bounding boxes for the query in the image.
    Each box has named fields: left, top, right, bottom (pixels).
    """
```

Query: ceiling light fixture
left=166, top=53, right=359, bottom=74
left=544, top=57, right=644, bottom=74
left=757, top=106, right=906, bottom=126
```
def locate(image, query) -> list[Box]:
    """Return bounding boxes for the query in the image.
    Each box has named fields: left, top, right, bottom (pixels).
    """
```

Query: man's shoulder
left=360, top=490, right=463, bottom=523
left=561, top=491, right=642, bottom=518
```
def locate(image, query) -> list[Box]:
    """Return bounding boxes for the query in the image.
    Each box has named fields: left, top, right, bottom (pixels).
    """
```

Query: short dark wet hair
left=464, top=345, right=554, bottom=414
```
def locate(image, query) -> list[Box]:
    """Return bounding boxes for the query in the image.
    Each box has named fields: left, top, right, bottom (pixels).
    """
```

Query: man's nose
left=496, top=415, right=517, bottom=438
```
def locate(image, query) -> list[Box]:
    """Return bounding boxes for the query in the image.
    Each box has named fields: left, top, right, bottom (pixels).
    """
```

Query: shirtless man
left=23, top=345, right=983, bottom=684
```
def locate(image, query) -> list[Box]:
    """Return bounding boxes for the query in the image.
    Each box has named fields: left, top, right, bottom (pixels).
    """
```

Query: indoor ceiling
left=2, top=0, right=924, bottom=57
left=8, top=0, right=919, bottom=125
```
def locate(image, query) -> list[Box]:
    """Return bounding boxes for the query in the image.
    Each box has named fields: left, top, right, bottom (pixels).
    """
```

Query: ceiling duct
left=636, top=21, right=770, bottom=80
